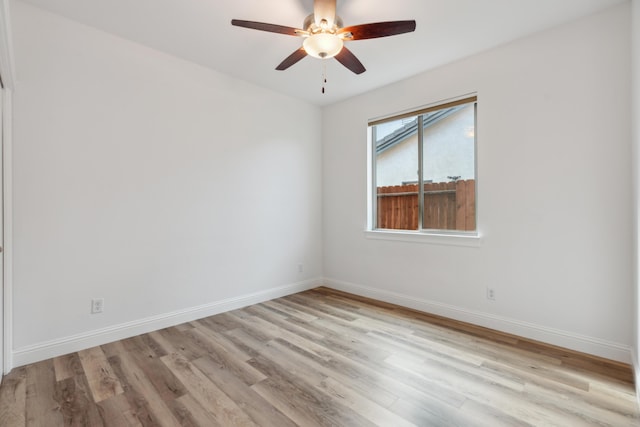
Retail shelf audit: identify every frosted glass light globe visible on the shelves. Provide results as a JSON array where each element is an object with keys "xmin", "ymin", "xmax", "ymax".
[{"xmin": 303, "ymin": 33, "xmax": 343, "ymax": 59}]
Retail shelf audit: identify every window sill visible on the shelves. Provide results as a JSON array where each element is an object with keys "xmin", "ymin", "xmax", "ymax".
[{"xmin": 364, "ymin": 229, "xmax": 481, "ymax": 247}]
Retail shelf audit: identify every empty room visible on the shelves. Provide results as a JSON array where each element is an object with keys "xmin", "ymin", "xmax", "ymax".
[{"xmin": 0, "ymin": 0, "xmax": 639, "ymax": 425}]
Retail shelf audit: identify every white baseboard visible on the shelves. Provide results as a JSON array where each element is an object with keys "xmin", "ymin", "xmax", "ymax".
[
  {"xmin": 11, "ymin": 278, "xmax": 322, "ymax": 368},
  {"xmin": 11, "ymin": 277, "xmax": 634, "ymax": 369},
  {"xmin": 324, "ymin": 278, "xmax": 633, "ymax": 364}
]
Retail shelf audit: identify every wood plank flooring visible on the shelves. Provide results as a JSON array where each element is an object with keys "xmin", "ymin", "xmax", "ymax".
[{"xmin": 0, "ymin": 287, "xmax": 638, "ymax": 426}]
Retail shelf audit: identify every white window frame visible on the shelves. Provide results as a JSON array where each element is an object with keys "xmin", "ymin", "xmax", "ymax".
[{"xmin": 366, "ymin": 94, "xmax": 481, "ymax": 247}]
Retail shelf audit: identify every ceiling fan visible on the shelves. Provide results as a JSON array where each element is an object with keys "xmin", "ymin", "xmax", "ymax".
[{"xmin": 231, "ymin": 0, "xmax": 416, "ymax": 75}]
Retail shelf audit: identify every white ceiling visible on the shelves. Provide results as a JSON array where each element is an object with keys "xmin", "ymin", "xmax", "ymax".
[{"xmin": 17, "ymin": 0, "xmax": 626, "ymax": 106}]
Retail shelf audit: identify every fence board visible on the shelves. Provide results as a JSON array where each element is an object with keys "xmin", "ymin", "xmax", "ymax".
[
  {"xmin": 465, "ymin": 180, "xmax": 476, "ymax": 231},
  {"xmin": 377, "ymin": 180, "xmax": 475, "ymax": 231},
  {"xmin": 377, "ymin": 184, "xmax": 419, "ymax": 230},
  {"xmin": 456, "ymin": 180, "xmax": 467, "ymax": 230}
]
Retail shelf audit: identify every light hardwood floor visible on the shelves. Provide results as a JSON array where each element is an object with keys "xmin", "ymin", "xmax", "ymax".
[{"xmin": 0, "ymin": 287, "xmax": 638, "ymax": 426}]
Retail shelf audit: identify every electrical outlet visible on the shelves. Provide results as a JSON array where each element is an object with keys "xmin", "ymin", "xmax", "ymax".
[
  {"xmin": 486, "ymin": 288, "xmax": 496, "ymax": 301},
  {"xmin": 91, "ymin": 298, "xmax": 104, "ymax": 314}
]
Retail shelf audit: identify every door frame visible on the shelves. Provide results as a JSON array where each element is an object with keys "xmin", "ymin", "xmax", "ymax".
[
  {"xmin": 0, "ymin": 0, "xmax": 15, "ymax": 375},
  {"xmin": 1, "ymin": 87, "xmax": 12, "ymax": 376}
]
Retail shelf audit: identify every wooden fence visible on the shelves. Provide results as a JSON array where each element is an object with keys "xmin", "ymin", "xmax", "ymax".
[{"xmin": 376, "ymin": 180, "xmax": 475, "ymax": 231}]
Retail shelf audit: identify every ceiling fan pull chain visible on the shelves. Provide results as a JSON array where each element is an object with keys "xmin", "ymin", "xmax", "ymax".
[{"xmin": 322, "ymin": 63, "xmax": 327, "ymax": 94}]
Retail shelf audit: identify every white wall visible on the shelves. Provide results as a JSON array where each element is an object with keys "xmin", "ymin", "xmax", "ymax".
[
  {"xmin": 10, "ymin": 2, "xmax": 323, "ymax": 365},
  {"xmin": 632, "ymin": 0, "xmax": 640, "ymax": 383},
  {"xmin": 323, "ymin": 4, "xmax": 633, "ymax": 362}
]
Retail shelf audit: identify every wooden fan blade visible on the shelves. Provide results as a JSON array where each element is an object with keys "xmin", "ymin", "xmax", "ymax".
[
  {"xmin": 339, "ymin": 20, "xmax": 416, "ymax": 40},
  {"xmin": 335, "ymin": 47, "xmax": 366, "ymax": 75},
  {"xmin": 231, "ymin": 19, "xmax": 301, "ymax": 36},
  {"xmin": 276, "ymin": 48, "xmax": 308, "ymax": 71},
  {"xmin": 314, "ymin": 0, "xmax": 337, "ymax": 27}
]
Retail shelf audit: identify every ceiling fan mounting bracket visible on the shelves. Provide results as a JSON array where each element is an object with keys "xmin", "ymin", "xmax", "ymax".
[{"xmin": 303, "ymin": 14, "xmax": 343, "ymax": 35}]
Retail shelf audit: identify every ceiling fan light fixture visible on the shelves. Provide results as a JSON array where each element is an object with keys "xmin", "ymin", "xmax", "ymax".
[{"xmin": 303, "ymin": 33, "xmax": 343, "ymax": 59}]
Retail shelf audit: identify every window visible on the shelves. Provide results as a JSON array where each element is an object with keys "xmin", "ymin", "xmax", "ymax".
[{"xmin": 369, "ymin": 96, "xmax": 477, "ymax": 234}]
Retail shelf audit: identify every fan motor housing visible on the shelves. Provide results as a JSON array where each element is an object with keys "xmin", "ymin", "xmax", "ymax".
[{"xmin": 303, "ymin": 14, "xmax": 343, "ymax": 33}]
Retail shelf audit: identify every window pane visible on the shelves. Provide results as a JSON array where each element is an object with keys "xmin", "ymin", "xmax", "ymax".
[
  {"xmin": 375, "ymin": 116, "xmax": 419, "ymax": 230},
  {"xmin": 421, "ymin": 103, "xmax": 476, "ymax": 231}
]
